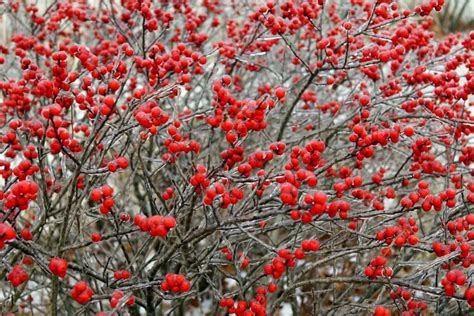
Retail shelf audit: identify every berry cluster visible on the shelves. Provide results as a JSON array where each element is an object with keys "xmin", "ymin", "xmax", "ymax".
[
  {"xmin": 107, "ymin": 157, "xmax": 129, "ymax": 172},
  {"xmin": 49, "ymin": 257, "xmax": 68, "ymax": 278},
  {"xmin": 442, "ymin": 269, "xmax": 467, "ymax": 296},
  {"xmin": 189, "ymin": 165, "xmax": 210, "ymax": 193},
  {"xmin": 364, "ymin": 255, "xmax": 392, "ymax": 279},
  {"xmin": 110, "ymin": 291, "xmax": 135, "ymax": 308},
  {"xmin": 160, "ymin": 274, "xmax": 191, "ymax": 293},
  {"xmin": 389, "ymin": 287, "xmax": 428, "ymax": 314},
  {"xmin": 133, "ymin": 215, "xmax": 176, "ymax": 237},
  {"xmin": 219, "ymin": 286, "xmax": 268, "ymax": 316},
  {"xmin": 203, "ymin": 182, "xmax": 244, "ymax": 208},
  {"xmin": 295, "ymin": 239, "xmax": 321, "ymax": 259},
  {"xmin": 135, "ymin": 101, "xmax": 169, "ymax": 134},
  {"xmin": 71, "ymin": 281, "xmax": 94, "ymax": 304},
  {"xmin": 0, "ymin": 223, "xmax": 16, "ymax": 249},
  {"xmin": 4, "ymin": 180, "xmax": 38, "ymax": 210},
  {"xmin": 112, "ymin": 269, "xmax": 131, "ymax": 281},
  {"xmin": 263, "ymin": 249, "xmax": 296, "ymax": 280},
  {"xmin": 89, "ymin": 185, "xmax": 114, "ymax": 214},
  {"xmin": 7, "ymin": 265, "xmax": 28, "ymax": 287},
  {"xmin": 375, "ymin": 217, "xmax": 419, "ymax": 247}
]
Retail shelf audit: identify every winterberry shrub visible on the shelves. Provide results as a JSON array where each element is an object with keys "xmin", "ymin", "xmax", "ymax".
[{"xmin": 0, "ymin": 0, "xmax": 473, "ymax": 315}]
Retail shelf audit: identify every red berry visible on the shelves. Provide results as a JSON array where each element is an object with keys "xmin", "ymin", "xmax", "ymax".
[
  {"xmin": 163, "ymin": 216, "xmax": 177, "ymax": 229},
  {"xmin": 274, "ymin": 87, "xmax": 286, "ymax": 99},
  {"xmin": 404, "ymin": 126, "xmax": 414, "ymax": 136},
  {"xmin": 108, "ymin": 79, "xmax": 121, "ymax": 91},
  {"xmin": 49, "ymin": 257, "xmax": 68, "ymax": 278},
  {"xmin": 359, "ymin": 95, "xmax": 370, "ymax": 106},
  {"xmin": 90, "ymin": 189, "xmax": 102, "ymax": 202},
  {"xmin": 91, "ymin": 233, "xmax": 102, "ymax": 242}
]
